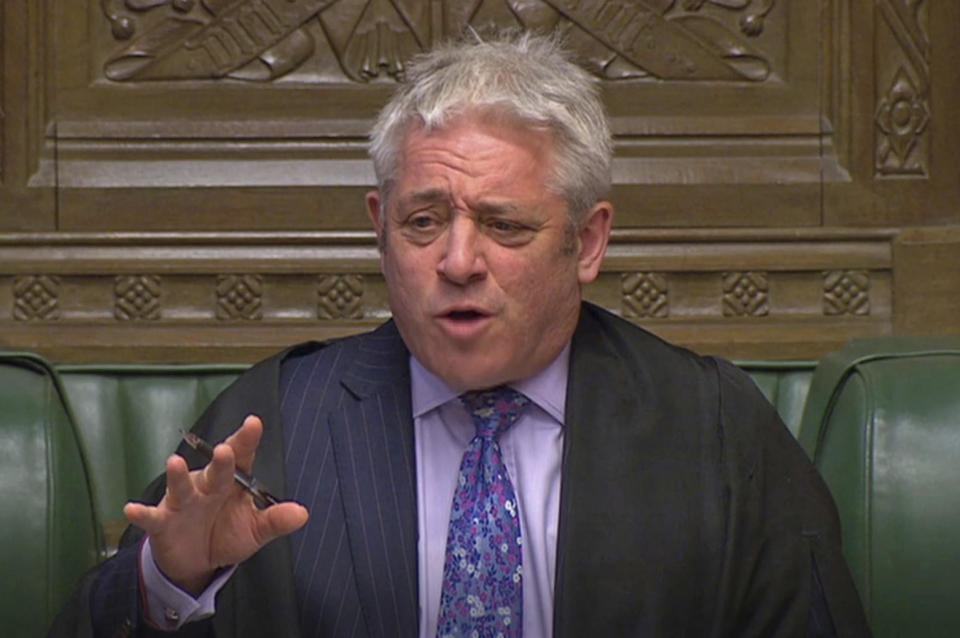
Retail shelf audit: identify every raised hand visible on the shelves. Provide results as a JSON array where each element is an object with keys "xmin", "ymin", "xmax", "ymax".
[{"xmin": 123, "ymin": 415, "xmax": 309, "ymax": 595}]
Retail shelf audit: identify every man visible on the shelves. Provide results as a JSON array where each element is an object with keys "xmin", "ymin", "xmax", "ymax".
[{"xmin": 54, "ymin": 32, "xmax": 870, "ymax": 637}]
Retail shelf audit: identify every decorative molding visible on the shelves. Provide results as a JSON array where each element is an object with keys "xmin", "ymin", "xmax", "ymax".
[
  {"xmin": 875, "ymin": 0, "xmax": 930, "ymax": 177},
  {"xmin": 823, "ymin": 270, "xmax": 870, "ymax": 316},
  {"xmin": 317, "ymin": 274, "xmax": 364, "ymax": 320},
  {"xmin": 216, "ymin": 274, "xmax": 263, "ymax": 320},
  {"xmin": 13, "ymin": 275, "xmax": 61, "ymax": 321},
  {"xmin": 0, "ymin": 231, "xmax": 897, "ymax": 361},
  {"xmin": 722, "ymin": 271, "xmax": 769, "ymax": 317},
  {"xmin": 114, "ymin": 275, "xmax": 162, "ymax": 320},
  {"xmin": 621, "ymin": 272, "xmax": 669, "ymax": 319}
]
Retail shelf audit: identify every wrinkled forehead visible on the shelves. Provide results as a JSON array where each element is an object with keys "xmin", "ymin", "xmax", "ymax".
[{"xmin": 393, "ymin": 107, "xmax": 560, "ymax": 175}]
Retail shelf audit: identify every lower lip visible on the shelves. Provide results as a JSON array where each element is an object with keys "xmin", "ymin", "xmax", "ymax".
[{"xmin": 435, "ymin": 314, "xmax": 493, "ymax": 340}]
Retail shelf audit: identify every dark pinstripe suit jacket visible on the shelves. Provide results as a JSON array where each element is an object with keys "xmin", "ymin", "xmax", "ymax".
[{"xmin": 68, "ymin": 303, "xmax": 870, "ymax": 638}]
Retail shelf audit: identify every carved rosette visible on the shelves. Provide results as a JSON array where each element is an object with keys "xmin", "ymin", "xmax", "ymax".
[
  {"xmin": 317, "ymin": 274, "xmax": 364, "ymax": 320},
  {"xmin": 115, "ymin": 275, "xmax": 162, "ymax": 320},
  {"xmin": 722, "ymin": 272, "xmax": 769, "ymax": 317},
  {"xmin": 216, "ymin": 274, "xmax": 263, "ymax": 320},
  {"xmin": 621, "ymin": 272, "xmax": 669, "ymax": 319},
  {"xmin": 823, "ymin": 270, "xmax": 870, "ymax": 316},
  {"xmin": 13, "ymin": 276, "xmax": 61, "ymax": 321}
]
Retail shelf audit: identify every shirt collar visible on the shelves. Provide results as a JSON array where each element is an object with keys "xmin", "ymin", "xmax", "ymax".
[{"xmin": 409, "ymin": 345, "xmax": 570, "ymax": 424}]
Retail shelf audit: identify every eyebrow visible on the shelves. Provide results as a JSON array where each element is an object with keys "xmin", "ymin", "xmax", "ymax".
[
  {"xmin": 398, "ymin": 188, "xmax": 450, "ymax": 210},
  {"xmin": 397, "ymin": 189, "xmax": 522, "ymax": 217}
]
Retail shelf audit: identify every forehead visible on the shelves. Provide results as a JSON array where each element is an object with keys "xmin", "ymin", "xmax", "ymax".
[{"xmin": 392, "ymin": 112, "xmax": 557, "ymax": 200}]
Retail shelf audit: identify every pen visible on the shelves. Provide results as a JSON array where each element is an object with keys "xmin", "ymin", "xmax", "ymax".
[{"xmin": 181, "ymin": 430, "xmax": 280, "ymax": 509}]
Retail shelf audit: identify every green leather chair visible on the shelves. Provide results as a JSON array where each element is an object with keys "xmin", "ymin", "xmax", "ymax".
[
  {"xmin": 736, "ymin": 360, "xmax": 815, "ymax": 437},
  {"xmin": 0, "ymin": 353, "xmax": 100, "ymax": 638},
  {"xmin": 56, "ymin": 364, "xmax": 247, "ymax": 554},
  {"xmin": 798, "ymin": 337, "xmax": 960, "ymax": 638}
]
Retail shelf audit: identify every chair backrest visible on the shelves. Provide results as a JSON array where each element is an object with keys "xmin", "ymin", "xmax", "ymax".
[
  {"xmin": 56, "ymin": 364, "xmax": 247, "ymax": 553},
  {"xmin": 0, "ymin": 353, "xmax": 99, "ymax": 638},
  {"xmin": 798, "ymin": 337, "xmax": 960, "ymax": 638},
  {"xmin": 736, "ymin": 360, "xmax": 816, "ymax": 437}
]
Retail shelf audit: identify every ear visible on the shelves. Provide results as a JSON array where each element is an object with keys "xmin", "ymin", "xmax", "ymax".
[
  {"xmin": 576, "ymin": 201, "xmax": 613, "ymax": 285},
  {"xmin": 365, "ymin": 190, "xmax": 385, "ymax": 250}
]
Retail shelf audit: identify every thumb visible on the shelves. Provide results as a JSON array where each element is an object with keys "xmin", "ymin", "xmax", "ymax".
[{"xmin": 253, "ymin": 502, "xmax": 309, "ymax": 546}]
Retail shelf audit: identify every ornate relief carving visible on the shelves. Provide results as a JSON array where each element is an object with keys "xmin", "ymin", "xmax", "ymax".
[
  {"xmin": 823, "ymin": 270, "xmax": 870, "ymax": 316},
  {"xmin": 115, "ymin": 275, "xmax": 162, "ymax": 320},
  {"xmin": 722, "ymin": 271, "xmax": 768, "ymax": 317},
  {"xmin": 100, "ymin": 0, "xmax": 778, "ymax": 83},
  {"xmin": 13, "ymin": 276, "xmax": 61, "ymax": 321},
  {"xmin": 621, "ymin": 272, "xmax": 669, "ymax": 318},
  {"xmin": 216, "ymin": 274, "xmax": 263, "ymax": 320},
  {"xmin": 876, "ymin": 67, "xmax": 929, "ymax": 175},
  {"xmin": 875, "ymin": 0, "xmax": 930, "ymax": 176},
  {"xmin": 317, "ymin": 274, "xmax": 364, "ymax": 319},
  {"xmin": 102, "ymin": 0, "xmax": 337, "ymax": 81}
]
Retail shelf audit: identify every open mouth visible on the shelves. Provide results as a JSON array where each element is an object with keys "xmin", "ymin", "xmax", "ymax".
[{"xmin": 445, "ymin": 309, "xmax": 487, "ymax": 321}]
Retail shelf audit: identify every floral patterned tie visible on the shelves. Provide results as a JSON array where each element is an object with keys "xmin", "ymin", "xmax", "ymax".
[{"xmin": 436, "ymin": 387, "xmax": 530, "ymax": 638}]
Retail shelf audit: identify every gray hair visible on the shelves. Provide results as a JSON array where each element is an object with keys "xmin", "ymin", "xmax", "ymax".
[{"xmin": 368, "ymin": 31, "xmax": 613, "ymax": 224}]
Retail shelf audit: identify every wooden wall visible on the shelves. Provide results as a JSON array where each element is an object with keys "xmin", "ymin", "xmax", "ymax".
[{"xmin": 1, "ymin": 0, "xmax": 957, "ymax": 363}]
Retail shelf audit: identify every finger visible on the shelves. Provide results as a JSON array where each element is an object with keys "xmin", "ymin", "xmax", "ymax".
[
  {"xmin": 225, "ymin": 415, "xmax": 263, "ymax": 473},
  {"xmin": 252, "ymin": 502, "xmax": 310, "ymax": 547},
  {"xmin": 124, "ymin": 501, "xmax": 166, "ymax": 535},
  {"xmin": 165, "ymin": 453, "xmax": 196, "ymax": 509},
  {"xmin": 200, "ymin": 442, "xmax": 238, "ymax": 496}
]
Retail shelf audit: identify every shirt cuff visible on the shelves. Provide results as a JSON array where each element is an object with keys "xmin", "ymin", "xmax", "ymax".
[{"xmin": 139, "ymin": 537, "xmax": 237, "ymax": 630}]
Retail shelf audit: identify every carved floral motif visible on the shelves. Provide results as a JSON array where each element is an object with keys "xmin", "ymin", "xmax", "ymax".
[
  {"xmin": 622, "ymin": 272, "xmax": 669, "ymax": 318},
  {"xmin": 100, "ymin": 0, "xmax": 778, "ymax": 83},
  {"xmin": 216, "ymin": 274, "xmax": 263, "ymax": 320},
  {"xmin": 13, "ymin": 276, "xmax": 61, "ymax": 321},
  {"xmin": 875, "ymin": 0, "xmax": 930, "ymax": 176},
  {"xmin": 823, "ymin": 270, "xmax": 870, "ymax": 316},
  {"xmin": 722, "ymin": 271, "xmax": 768, "ymax": 317},
  {"xmin": 115, "ymin": 275, "xmax": 162, "ymax": 320},
  {"xmin": 317, "ymin": 274, "xmax": 364, "ymax": 319}
]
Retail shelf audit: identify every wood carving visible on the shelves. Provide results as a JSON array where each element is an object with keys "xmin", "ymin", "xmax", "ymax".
[
  {"xmin": 875, "ymin": 0, "xmax": 929, "ymax": 176},
  {"xmin": 823, "ymin": 270, "xmax": 869, "ymax": 316},
  {"xmin": 114, "ymin": 275, "xmax": 162, "ymax": 320},
  {"xmin": 13, "ymin": 276, "xmax": 61, "ymax": 321},
  {"xmin": 216, "ymin": 274, "xmax": 263, "ymax": 320},
  {"xmin": 317, "ymin": 274, "xmax": 364, "ymax": 319},
  {"xmin": 722, "ymin": 271, "xmax": 768, "ymax": 317},
  {"xmin": 622, "ymin": 272, "xmax": 669, "ymax": 318},
  {"xmin": 100, "ymin": 0, "xmax": 778, "ymax": 82}
]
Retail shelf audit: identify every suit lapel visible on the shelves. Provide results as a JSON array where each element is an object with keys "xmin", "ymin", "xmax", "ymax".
[{"xmin": 328, "ymin": 323, "xmax": 420, "ymax": 637}]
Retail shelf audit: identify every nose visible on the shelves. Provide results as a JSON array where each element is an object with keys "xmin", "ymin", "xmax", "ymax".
[{"xmin": 437, "ymin": 215, "xmax": 487, "ymax": 285}]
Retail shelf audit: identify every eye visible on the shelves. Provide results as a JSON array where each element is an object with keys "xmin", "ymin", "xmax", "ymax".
[
  {"xmin": 484, "ymin": 218, "xmax": 535, "ymax": 245},
  {"xmin": 399, "ymin": 210, "xmax": 447, "ymax": 244}
]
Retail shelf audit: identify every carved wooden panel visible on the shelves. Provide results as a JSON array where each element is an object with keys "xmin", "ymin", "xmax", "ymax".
[
  {"xmin": 0, "ymin": 0, "xmax": 56, "ymax": 230},
  {"xmin": 0, "ymin": 1, "xmax": 957, "ymax": 362}
]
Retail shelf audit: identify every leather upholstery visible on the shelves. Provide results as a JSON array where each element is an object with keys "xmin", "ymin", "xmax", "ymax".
[
  {"xmin": 56, "ymin": 364, "xmax": 247, "ymax": 554},
  {"xmin": 0, "ymin": 354, "xmax": 99, "ymax": 638},
  {"xmin": 736, "ymin": 360, "xmax": 815, "ymax": 436},
  {"xmin": 798, "ymin": 337, "xmax": 960, "ymax": 638}
]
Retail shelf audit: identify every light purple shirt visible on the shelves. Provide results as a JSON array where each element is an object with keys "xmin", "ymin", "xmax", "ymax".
[
  {"xmin": 142, "ymin": 347, "xmax": 568, "ymax": 635},
  {"xmin": 412, "ymin": 346, "xmax": 567, "ymax": 638}
]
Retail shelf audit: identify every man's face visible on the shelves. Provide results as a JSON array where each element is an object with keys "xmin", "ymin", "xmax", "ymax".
[{"xmin": 367, "ymin": 112, "xmax": 612, "ymax": 390}]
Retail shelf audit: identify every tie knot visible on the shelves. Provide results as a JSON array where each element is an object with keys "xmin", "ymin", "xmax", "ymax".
[{"xmin": 459, "ymin": 387, "xmax": 530, "ymax": 440}]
